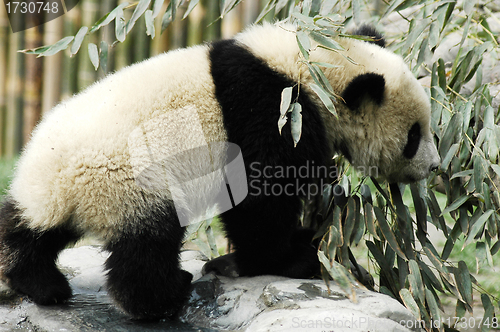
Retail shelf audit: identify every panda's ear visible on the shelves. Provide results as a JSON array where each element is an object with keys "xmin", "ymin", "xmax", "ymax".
[{"xmin": 341, "ymin": 73, "xmax": 385, "ymax": 111}]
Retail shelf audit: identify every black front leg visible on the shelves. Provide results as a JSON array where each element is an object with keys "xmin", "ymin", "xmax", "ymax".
[{"xmin": 219, "ymin": 195, "xmax": 319, "ymax": 279}]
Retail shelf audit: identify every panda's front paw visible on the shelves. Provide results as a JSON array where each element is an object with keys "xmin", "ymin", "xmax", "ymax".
[{"xmin": 202, "ymin": 253, "xmax": 239, "ymax": 278}]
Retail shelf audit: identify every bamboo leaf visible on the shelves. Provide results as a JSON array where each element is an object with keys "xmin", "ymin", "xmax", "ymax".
[
  {"xmin": 464, "ymin": 210, "xmax": 494, "ymax": 248},
  {"xmin": 115, "ymin": 6, "xmax": 127, "ymax": 42},
  {"xmin": 280, "ymin": 87, "xmax": 293, "ymax": 119},
  {"xmin": 71, "ymin": 26, "xmax": 88, "ymax": 56},
  {"xmin": 454, "ymin": 261, "xmax": 473, "ymax": 312},
  {"xmin": 278, "ymin": 115, "xmax": 287, "ymax": 135},
  {"xmin": 161, "ymin": 0, "xmax": 177, "ymax": 32},
  {"xmin": 152, "ymin": 0, "xmax": 164, "ymax": 18},
  {"xmin": 318, "ymin": 251, "xmax": 356, "ymax": 301},
  {"xmin": 88, "ymin": 43, "xmax": 99, "ymax": 70},
  {"xmin": 183, "ymin": 0, "xmax": 200, "ymax": 19},
  {"xmin": 290, "ymin": 103, "xmax": 302, "ymax": 147},
  {"xmin": 425, "ymin": 288, "xmax": 442, "ymax": 326},
  {"xmin": 373, "ymin": 206, "xmax": 406, "ymax": 260},
  {"xmin": 21, "ymin": 36, "xmax": 74, "ymax": 57},
  {"xmin": 409, "ymin": 260, "xmax": 425, "ymax": 304},
  {"xmin": 309, "ymin": 83, "xmax": 337, "ymax": 117},
  {"xmin": 89, "ymin": 3, "xmax": 128, "ymax": 34},
  {"xmin": 441, "ymin": 195, "xmax": 469, "ymax": 216},
  {"xmin": 145, "ymin": 10, "xmax": 155, "ymax": 38},
  {"xmin": 400, "ymin": 288, "xmax": 420, "ymax": 320},
  {"xmin": 99, "ymin": 41, "xmax": 108, "ymax": 73},
  {"xmin": 296, "ymin": 30, "xmax": 310, "ymax": 60},
  {"xmin": 440, "ymin": 143, "xmax": 459, "ymax": 171},
  {"xmin": 480, "ymin": 294, "xmax": 495, "ymax": 332},
  {"xmin": 309, "ymin": 31, "xmax": 344, "ymax": 51},
  {"xmin": 423, "ymin": 245, "xmax": 453, "ymax": 284},
  {"xmin": 364, "ymin": 203, "xmax": 380, "ymax": 240},
  {"xmin": 127, "ymin": 0, "xmax": 151, "ymax": 34}
]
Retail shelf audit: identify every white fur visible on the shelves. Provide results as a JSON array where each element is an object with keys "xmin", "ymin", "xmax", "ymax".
[
  {"xmin": 11, "ymin": 45, "xmax": 226, "ymax": 236},
  {"xmin": 10, "ymin": 23, "xmax": 439, "ymax": 234}
]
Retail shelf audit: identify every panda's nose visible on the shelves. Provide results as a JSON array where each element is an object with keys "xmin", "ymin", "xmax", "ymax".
[{"xmin": 429, "ymin": 163, "xmax": 439, "ymax": 172}]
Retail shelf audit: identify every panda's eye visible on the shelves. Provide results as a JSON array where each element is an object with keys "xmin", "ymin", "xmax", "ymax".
[{"xmin": 403, "ymin": 122, "xmax": 421, "ymax": 159}]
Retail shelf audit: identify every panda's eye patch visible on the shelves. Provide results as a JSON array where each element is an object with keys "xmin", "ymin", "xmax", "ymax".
[{"xmin": 403, "ymin": 122, "xmax": 421, "ymax": 159}]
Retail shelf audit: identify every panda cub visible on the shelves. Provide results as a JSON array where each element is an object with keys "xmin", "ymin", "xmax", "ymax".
[{"xmin": 0, "ymin": 23, "xmax": 439, "ymax": 319}]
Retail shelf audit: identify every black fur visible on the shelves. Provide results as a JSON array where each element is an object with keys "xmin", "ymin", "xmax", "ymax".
[
  {"xmin": 0, "ymin": 198, "xmax": 81, "ymax": 305},
  {"xmin": 403, "ymin": 122, "xmax": 421, "ymax": 159},
  {"xmin": 104, "ymin": 203, "xmax": 192, "ymax": 320},
  {"xmin": 341, "ymin": 73, "xmax": 385, "ymax": 111},
  {"xmin": 0, "ymin": 196, "xmax": 192, "ymax": 320},
  {"xmin": 352, "ymin": 25, "xmax": 386, "ymax": 48},
  {"xmin": 209, "ymin": 39, "xmax": 330, "ymax": 278}
]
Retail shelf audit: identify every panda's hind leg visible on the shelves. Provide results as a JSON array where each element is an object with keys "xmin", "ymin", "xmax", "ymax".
[
  {"xmin": 104, "ymin": 204, "xmax": 192, "ymax": 320},
  {"xmin": 0, "ymin": 197, "xmax": 81, "ymax": 304}
]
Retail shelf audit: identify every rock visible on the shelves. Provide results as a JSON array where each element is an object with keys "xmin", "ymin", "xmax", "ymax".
[{"xmin": 0, "ymin": 246, "xmax": 420, "ymax": 331}]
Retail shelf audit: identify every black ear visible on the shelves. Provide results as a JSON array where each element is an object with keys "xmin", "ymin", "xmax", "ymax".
[
  {"xmin": 352, "ymin": 25, "xmax": 386, "ymax": 48},
  {"xmin": 341, "ymin": 73, "xmax": 385, "ymax": 111}
]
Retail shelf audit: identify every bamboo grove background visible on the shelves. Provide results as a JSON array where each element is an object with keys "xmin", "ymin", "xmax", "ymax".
[{"xmin": 0, "ymin": 0, "xmax": 270, "ymax": 158}]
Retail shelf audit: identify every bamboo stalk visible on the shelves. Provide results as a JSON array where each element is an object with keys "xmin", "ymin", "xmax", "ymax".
[
  {"xmin": 0, "ymin": 4, "xmax": 9, "ymax": 156},
  {"xmin": 23, "ymin": 20, "xmax": 43, "ymax": 146},
  {"xmin": 5, "ymin": 27, "xmax": 24, "ymax": 157},
  {"xmin": 42, "ymin": 16, "xmax": 64, "ymax": 114},
  {"xmin": 77, "ymin": 0, "xmax": 99, "ymax": 90}
]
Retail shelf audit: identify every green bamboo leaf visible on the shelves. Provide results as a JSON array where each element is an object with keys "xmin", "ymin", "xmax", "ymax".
[
  {"xmin": 89, "ymin": 3, "xmax": 128, "ymax": 34},
  {"xmin": 441, "ymin": 195, "xmax": 469, "ymax": 216},
  {"xmin": 450, "ymin": 169, "xmax": 473, "ymax": 180},
  {"xmin": 152, "ymin": 0, "xmax": 164, "ymax": 18},
  {"xmin": 440, "ymin": 143, "xmax": 459, "ymax": 171},
  {"xmin": 115, "ymin": 6, "xmax": 127, "ymax": 42},
  {"xmin": 296, "ymin": 30, "xmax": 310, "ymax": 60},
  {"xmin": 364, "ymin": 203, "xmax": 380, "ymax": 240},
  {"xmin": 409, "ymin": 260, "xmax": 425, "ymax": 304},
  {"xmin": 423, "ymin": 245, "xmax": 453, "ymax": 284},
  {"xmin": 70, "ymin": 26, "xmax": 88, "ymax": 56},
  {"xmin": 425, "ymin": 288, "xmax": 442, "ymax": 325},
  {"xmin": 161, "ymin": 0, "xmax": 177, "ymax": 32},
  {"xmin": 220, "ymin": 0, "xmax": 242, "ymax": 18},
  {"xmin": 464, "ymin": 210, "xmax": 494, "ymax": 248},
  {"xmin": 402, "ymin": 18, "xmax": 431, "ymax": 55},
  {"xmin": 255, "ymin": 0, "xmax": 276, "ymax": 23},
  {"xmin": 183, "ymin": 0, "xmax": 200, "ymax": 19},
  {"xmin": 491, "ymin": 240, "xmax": 500, "ymax": 255},
  {"xmin": 145, "ymin": 10, "xmax": 155, "ymax": 38},
  {"xmin": 373, "ymin": 206, "xmax": 406, "ymax": 260},
  {"xmin": 309, "ymin": 83, "xmax": 337, "ymax": 117},
  {"xmin": 127, "ymin": 0, "xmax": 151, "ymax": 34},
  {"xmin": 309, "ymin": 31, "xmax": 344, "ymax": 51},
  {"xmin": 30, "ymin": 36, "xmax": 74, "ymax": 57},
  {"xmin": 318, "ymin": 251, "xmax": 356, "ymax": 301},
  {"xmin": 480, "ymin": 294, "xmax": 495, "ymax": 332},
  {"xmin": 427, "ymin": 190, "xmax": 448, "ymax": 236},
  {"xmin": 290, "ymin": 103, "xmax": 302, "ymax": 147},
  {"xmin": 88, "ymin": 43, "xmax": 99, "ymax": 70},
  {"xmin": 456, "ymin": 300, "xmax": 467, "ymax": 320},
  {"xmin": 275, "ymin": 0, "xmax": 289, "ymax": 14},
  {"xmin": 473, "ymin": 156, "xmax": 486, "ymax": 196},
  {"xmin": 454, "ymin": 261, "xmax": 473, "ymax": 312},
  {"xmin": 280, "ymin": 87, "xmax": 293, "ymax": 119},
  {"xmin": 99, "ymin": 41, "xmax": 108, "ymax": 73},
  {"xmin": 400, "ymin": 288, "xmax": 420, "ymax": 320},
  {"xmin": 278, "ymin": 116, "xmax": 287, "ymax": 135}
]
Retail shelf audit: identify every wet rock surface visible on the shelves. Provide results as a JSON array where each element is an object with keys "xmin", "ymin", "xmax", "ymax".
[{"xmin": 0, "ymin": 246, "xmax": 420, "ymax": 331}]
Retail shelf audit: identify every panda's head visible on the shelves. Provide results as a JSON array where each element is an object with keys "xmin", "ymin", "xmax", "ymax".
[{"xmin": 328, "ymin": 36, "xmax": 440, "ymax": 183}]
